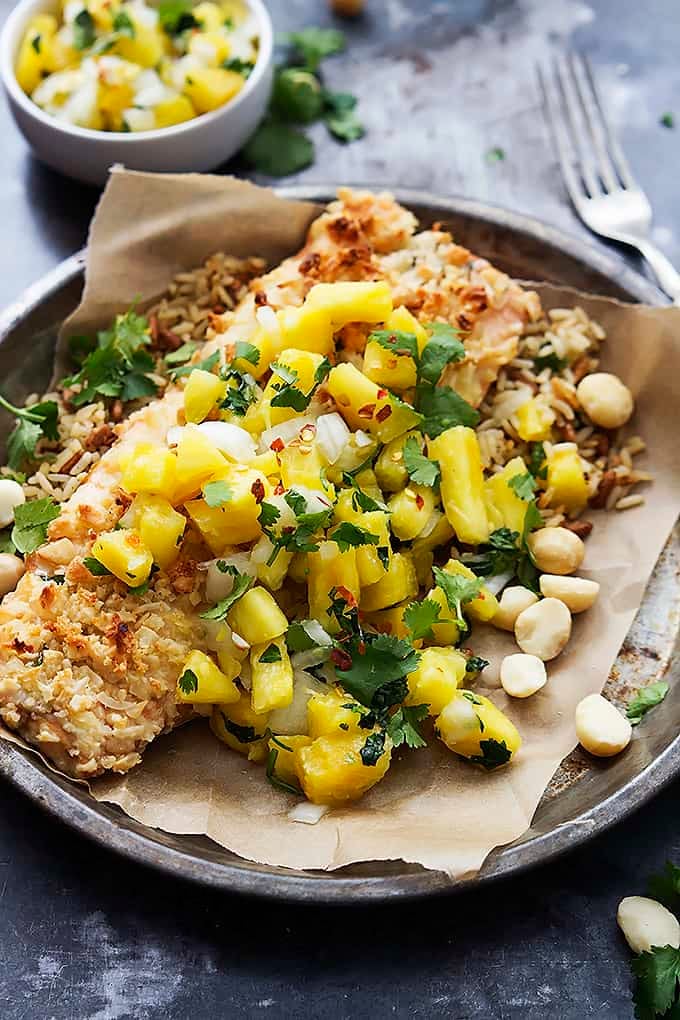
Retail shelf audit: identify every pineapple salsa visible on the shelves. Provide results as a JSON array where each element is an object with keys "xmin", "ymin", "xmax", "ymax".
[
  {"xmin": 15, "ymin": 0, "xmax": 258, "ymax": 131},
  {"xmin": 84, "ymin": 280, "xmax": 607, "ymax": 807}
]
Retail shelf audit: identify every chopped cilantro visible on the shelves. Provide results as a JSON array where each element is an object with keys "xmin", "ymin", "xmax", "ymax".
[
  {"xmin": 0, "ymin": 530, "xmax": 16, "ymax": 555},
  {"xmin": 220, "ymin": 366, "xmax": 259, "ymax": 417},
  {"xmin": 286, "ymin": 619, "xmax": 332, "ymax": 653},
  {"xmin": 83, "ymin": 556, "xmax": 112, "ymax": 576},
  {"xmin": 164, "ymin": 341, "xmax": 198, "ymax": 366},
  {"xmin": 282, "ymin": 27, "xmax": 345, "ymax": 72},
  {"xmin": 11, "ymin": 498, "xmax": 59, "ymax": 554},
  {"xmin": 268, "ymin": 358, "xmax": 329, "ymax": 411},
  {"xmin": 158, "ymin": 0, "xmax": 199, "ymax": 34},
  {"xmin": 178, "ymin": 668, "xmax": 198, "ymax": 695},
  {"xmin": 222, "ymin": 714, "xmax": 264, "ymax": 744},
  {"xmin": 331, "ymin": 521, "xmax": 379, "ymax": 553},
  {"xmin": 199, "ymin": 569, "xmax": 254, "ymax": 621},
  {"xmin": 112, "ymin": 10, "xmax": 135, "ymax": 35},
  {"xmin": 335, "ymin": 633, "xmax": 420, "ymax": 712},
  {"xmin": 465, "ymin": 527, "xmax": 521, "ymax": 577},
  {"xmin": 232, "ymin": 341, "xmax": 260, "ymax": 367},
  {"xmin": 533, "ymin": 351, "xmax": 567, "ymax": 373},
  {"xmin": 416, "ymin": 384, "xmax": 480, "ymax": 438},
  {"xmin": 508, "ymin": 471, "xmax": 538, "ymax": 502},
  {"xmin": 486, "ymin": 146, "xmax": 505, "ymax": 163},
  {"xmin": 261, "ymin": 491, "xmax": 333, "ymax": 565},
  {"xmin": 660, "ymin": 112, "xmax": 675, "ymax": 129},
  {"xmin": 648, "ymin": 862, "xmax": 680, "ymax": 911},
  {"xmin": 432, "ymin": 567, "xmax": 483, "ymax": 632},
  {"xmin": 626, "ymin": 681, "xmax": 669, "ymax": 726},
  {"xmin": 403, "ymin": 598, "xmax": 441, "ymax": 641},
  {"xmin": 323, "ymin": 90, "xmax": 364, "ymax": 142},
  {"xmin": 341, "ymin": 472, "xmax": 388, "ymax": 513},
  {"xmin": 223, "ymin": 57, "xmax": 254, "ymax": 77},
  {"xmin": 469, "ymin": 738, "xmax": 512, "ymax": 770},
  {"xmin": 360, "ymin": 730, "xmax": 387, "ymax": 766},
  {"xmin": 465, "ymin": 656, "xmax": 489, "ymax": 675},
  {"xmin": 418, "ymin": 323, "xmax": 466, "ymax": 384},
  {"xmin": 62, "ymin": 307, "xmax": 157, "ymax": 407},
  {"xmin": 387, "ymin": 704, "xmax": 428, "ymax": 749},
  {"xmin": 266, "ymin": 748, "xmax": 303, "ymax": 795},
  {"xmin": 528, "ymin": 442, "xmax": 548, "ymax": 479},
  {"xmin": 203, "ymin": 480, "xmax": 234, "ymax": 508},
  {"xmin": 242, "ymin": 118, "xmax": 315, "ymax": 176},
  {"xmin": 259, "ymin": 643, "xmax": 283, "ymax": 664},
  {"xmin": 632, "ymin": 945, "xmax": 680, "ymax": 1019},
  {"xmin": 403, "ymin": 436, "xmax": 440, "ymax": 487},
  {"xmin": 31, "ymin": 34, "xmax": 41, "ymax": 53},
  {"xmin": 73, "ymin": 9, "xmax": 96, "ymax": 49},
  {"xmin": 0, "ymin": 395, "xmax": 59, "ymax": 471},
  {"xmin": 169, "ymin": 350, "xmax": 220, "ymax": 381},
  {"xmin": 258, "ymin": 500, "xmax": 281, "ymax": 531}
]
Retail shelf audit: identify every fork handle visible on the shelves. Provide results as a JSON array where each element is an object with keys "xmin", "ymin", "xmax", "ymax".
[{"xmin": 624, "ymin": 236, "xmax": 680, "ymax": 304}]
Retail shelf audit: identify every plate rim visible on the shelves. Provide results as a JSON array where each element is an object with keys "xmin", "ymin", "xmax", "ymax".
[{"xmin": 0, "ymin": 187, "xmax": 672, "ymax": 904}]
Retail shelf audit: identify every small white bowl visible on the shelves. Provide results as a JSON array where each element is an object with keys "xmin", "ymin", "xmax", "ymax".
[{"xmin": 0, "ymin": 0, "xmax": 273, "ymax": 185}]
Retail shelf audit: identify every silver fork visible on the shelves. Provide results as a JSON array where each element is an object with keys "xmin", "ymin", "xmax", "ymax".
[{"xmin": 539, "ymin": 53, "xmax": 680, "ymax": 303}]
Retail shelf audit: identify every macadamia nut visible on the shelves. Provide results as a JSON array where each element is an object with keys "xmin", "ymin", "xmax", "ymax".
[
  {"xmin": 492, "ymin": 586, "xmax": 539, "ymax": 631},
  {"xmin": 500, "ymin": 653, "xmax": 547, "ymax": 698},
  {"xmin": 514, "ymin": 597, "xmax": 572, "ymax": 660},
  {"xmin": 576, "ymin": 373, "xmax": 634, "ymax": 430},
  {"xmin": 617, "ymin": 896, "xmax": 680, "ymax": 954},
  {"xmin": 528, "ymin": 527, "xmax": 585, "ymax": 575},
  {"xmin": 0, "ymin": 479, "xmax": 25, "ymax": 529},
  {"xmin": 575, "ymin": 693, "xmax": 632, "ymax": 757},
  {"xmin": 539, "ymin": 574, "xmax": 600, "ymax": 613},
  {"xmin": 0, "ymin": 553, "xmax": 25, "ymax": 597}
]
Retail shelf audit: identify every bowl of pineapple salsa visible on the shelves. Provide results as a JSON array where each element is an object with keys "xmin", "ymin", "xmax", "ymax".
[
  {"xmin": 1, "ymin": 0, "xmax": 273, "ymax": 183},
  {"xmin": 75, "ymin": 278, "xmax": 631, "ymax": 809}
]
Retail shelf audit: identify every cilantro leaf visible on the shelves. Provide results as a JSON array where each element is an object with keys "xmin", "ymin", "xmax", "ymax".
[
  {"xmin": 242, "ymin": 118, "xmax": 314, "ymax": 176},
  {"xmin": 432, "ymin": 566, "xmax": 483, "ymax": 631},
  {"xmin": 259, "ymin": 643, "xmax": 282, "ymax": 664},
  {"xmin": 178, "ymin": 668, "xmax": 198, "ymax": 695},
  {"xmin": 11, "ymin": 498, "xmax": 60, "ymax": 554},
  {"xmin": 6, "ymin": 420, "xmax": 42, "ymax": 472},
  {"xmin": 165, "ymin": 341, "xmax": 198, "ymax": 366},
  {"xmin": 368, "ymin": 328, "xmax": 419, "ymax": 361},
  {"xmin": 232, "ymin": 341, "xmax": 260, "ymax": 367},
  {"xmin": 203, "ymin": 480, "xmax": 234, "ymax": 508},
  {"xmin": 220, "ymin": 367, "xmax": 258, "ymax": 417},
  {"xmin": 627, "ymin": 681, "xmax": 670, "ymax": 726},
  {"xmin": 158, "ymin": 0, "xmax": 199, "ymax": 34},
  {"xmin": 648, "ymin": 863, "xmax": 680, "ymax": 911},
  {"xmin": 508, "ymin": 471, "xmax": 538, "ymax": 502},
  {"xmin": 403, "ymin": 436, "xmax": 440, "ymax": 487},
  {"xmin": 360, "ymin": 730, "xmax": 387, "ymax": 766},
  {"xmin": 632, "ymin": 946, "xmax": 680, "ymax": 1020},
  {"xmin": 335, "ymin": 633, "xmax": 420, "ymax": 711},
  {"xmin": 83, "ymin": 556, "xmax": 112, "ymax": 576},
  {"xmin": 269, "ymin": 358, "xmax": 329, "ymax": 411},
  {"xmin": 286, "ymin": 619, "xmax": 332, "ymax": 652},
  {"xmin": 223, "ymin": 57, "xmax": 255, "ymax": 77},
  {"xmin": 73, "ymin": 9, "xmax": 96, "ymax": 49},
  {"xmin": 62, "ymin": 307, "xmax": 157, "ymax": 407},
  {"xmin": 534, "ymin": 351, "xmax": 567, "ymax": 373},
  {"xmin": 272, "ymin": 67, "xmax": 324, "ymax": 123},
  {"xmin": 222, "ymin": 713, "xmax": 267, "ymax": 745},
  {"xmin": 112, "ymin": 10, "xmax": 135, "ymax": 35},
  {"xmin": 465, "ymin": 655, "xmax": 489, "ymax": 675},
  {"xmin": 417, "ymin": 384, "xmax": 480, "ymax": 438},
  {"xmin": 199, "ymin": 570, "xmax": 254, "ymax": 621},
  {"xmin": 169, "ymin": 350, "xmax": 220, "ymax": 381},
  {"xmin": 661, "ymin": 112, "xmax": 675, "ymax": 129},
  {"xmin": 528, "ymin": 441, "xmax": 547, "ymax": 479},
  {"xmin": 331, "ymin": 521, "xmax": 379, "ymax": 553},
  {"xmin": 0, "ymin": 530, "xmax": 16, "ymax": 555},
  {"xmin": 326, "ymin": 109, "xmax": 364, "ymax": 142},
  {"xmin": 419, "ymin": 323, "xmax": 465, "ymax": 385},
  {"xmin": 0, "ymin": 395, "xmax": 59, "ymax": 471},
  {"xmin": 266, "ymin": 748, "xmax": 303, "ymax": 795},
  {"xmin": 486, "ymin": 146, "xmax": 505, "ymax": 163},
  {"xmin": 469, "ymin": 738, "xmax": 512, "ymax": 770},
  {"xmin": 341, "ymin": 473, "xmax": 388, "ymax": 513},
  {"xmin": 387, "ymin": 704, "xmax": 428, "ymax": 750},
  {"xmin": 258, "ymin": 500, "xmax": 281, "ymax": 530},
  {"xmin": 282, "ymin": 27, "xmax": 345, "ymax": 72},
  {"xmin": 403, "ymin": 598, "xmax": 441, "ymax": 641},
  {"xmin": 465, "ymin": 527, "xmax": 520, "ymax": 577}
]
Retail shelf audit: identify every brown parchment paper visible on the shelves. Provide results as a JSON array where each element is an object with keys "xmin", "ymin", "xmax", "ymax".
[{"xmin": 39, "ymin": 171, "xmax": 680, "ymax": 877}]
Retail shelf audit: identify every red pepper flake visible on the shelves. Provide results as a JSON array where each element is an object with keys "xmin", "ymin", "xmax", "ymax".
[
  {"xmin": 375, "ymin": 405, "xmax": 392, "ymax": 423},
  {"xmin": 250, "ymin": 479, "xmax": 265, "ymax": 503},
  {"xmin": 376, "ymin": 388, "xmax": 388, "ymax": 399},
  {"xmin": 282, "ymin": 526, "xmax": 295, "ymax": 535},
  {"xmin": 415, "ymin": 493, "xmax": 424, "ymax": 510},
  {"xmin": 274, "ymin": 482, "xmax": 285, "ymax": 495},
  {"xmin": 270, "ymin": 438, "xmax": 285, "ymax": 452},
  {"xmin": 331, "ymin": 647, "xmax": 352, "ymax": 671},
  {"xmin": 358, "ymin": 403, "xmax": 376, "ymax": 419},
  {"xmin": 335, "ymin": 585, "xmax": 357, "ymax": 609},
  {"xmin": 357, "ymin": 640, "xmax": 366, "ymax": 655},
  {"xmin": 254, "ymin": 291, "xmax": 268, "ymax": 306}
]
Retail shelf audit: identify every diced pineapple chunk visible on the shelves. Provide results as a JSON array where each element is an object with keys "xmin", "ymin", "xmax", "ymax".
[
  {"xmin": 211, "ymin": 694, "xmax": 270, "ymax": 761},
  {"xmin": 185, "ymin": 466, "xmax": 266, "ymax": 551},
  {"xmin": 388, "ymin": 484, "xmax": 437, "ymax": 541},
  {"xmin": 183, "ymin": 67, "xmax": 244, "ymax": 114},
  {"xmin": 374, "ymin": 430, "xmax": 421, "ymax": 492},
  {"xmin": 326, "ymin": 363, "xmax": 421, "ymax": 443},
  {"xmin": 295, "ymin": 730, "xmax": 392, "ymax": 804},
  {"xmin": 411, "ymin": 512, "xmax": 455, "ymax": 586},
  {"xmin": 516, "ymin": 398, "xmax": 554, "ymax": 442},
  {"xmin": 277, "ymin": 305, "xmax": 334, "ymax": 357},
  {"xmin": 183, "ymin": 368, "xmax": 227, "ymax": 423},
  {"xmin": 115, "ymin": 22, "xmax": 164, "ymax": 67},
  {"xmin": 267, "ymin": 734, "xmax": 312, "ymax": 787},
  {"xmin": 436, "ymin": 690, "xmax": 521, "ymax": 767},
  {"xmin": 227, "ymin": 587, "xmax": 288, "ymax": 646},
  {"xmin": 305, "ymin": 281, "xmax": 393, "ymax": 327},
  {"xmin": 287, "ymin": 552, "xmax": 309, "ymax": 583},
  {"xmin": 425, "ymin": 585, "xmax": 460, "ymax": 647},
  {"xmin": 333, "ymin": 491, "xmax": 391, "ymax": 585},
  {"xmin": 174, "ymin": 427, "xmax": 227, "ymax": 502},
  {"xmin": 484, "ymin": 456, "xmax": 530, "ymax": 536},
  {"xmin": 252, "ymin": 536, "xmax": 292, "ymax": 592},
  {"xmin": 250, "ymin": 637, "xmax": 294, "ymax": 714},
  {"xmin": 362, "ymin": 602, "xmax": 414, "ymax": 640},
  {"xmin": 547, "ymin": 443, "xmax": 589, "ymax": 512},
  {"xmin": 278, "ymin": 440, "xmax": 330, "ymax": 493},
  {"xmin": 192, "ymin": 1, "xmax": 225, "ymax": 30},
  {"xmin": 125, "ymin": 494, "xmax": 186, "ymax": 569},
  {"xmin": 249, "ymin": 450, "xmax": 279, "ymax": 478},
  {"xmin": 263, "ymin": 348, "xmax": 326, "ymax": 426},
  {"xmin": 99, "ymin": 83, "xmax": 135, "ymax": 130},
  {"xmin": 188, "ymin": 28, "xmax": 231, "ymax": 65},
  {"xmin": 307, "ymin": 688, "xmax": 363, "ymax": 739},
  {"xmin": 177, "ymin": 649, "xmax": 240, "ymax": 705},
  {"xmin": 442, "ymin": 559, "xmax": 499, "ymax": 623},
  {"xmin": 360, "ymin": 552, "xmax": 417, "ymax": 612},
  {"xmin": 229, "ymin": 326, "xmax": 277, "ymax": 380},
  {"xmin": 363, "ymin": 306, "xmax": 428, "ymax": 391},
  {"xmin": 15, "ymin": 14, "xmax": 58, "ymax": 94},
  {"xmin": 121, "ymin": 444, "xmax": 177, "ymax": 501},
  {"xmin": 90, "ymin": 529, "xmax": 153, "ymax": 587},
  {"xmin": 428, "ymin": 426, "xmax": 490, "ymax": 546},
  {"xmin": 154, "ymin": 94, "xmax": 196, "ymax": 128},
  {"xmin": 307, "ymin": 542, "xmax": 360, "ymax": 630},
  {"xmin": 406, "ymin": 647, "xmax": 468, "ymax": 715}
]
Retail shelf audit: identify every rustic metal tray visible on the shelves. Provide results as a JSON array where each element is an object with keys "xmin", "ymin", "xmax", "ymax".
[{"xmin": 0, "ymin": 188, "xmax": 677, "ymax": 903}]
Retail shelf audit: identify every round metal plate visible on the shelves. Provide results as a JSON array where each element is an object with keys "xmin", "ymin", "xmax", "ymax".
[{"xmin": 0, "ymin": 188, "xmax": 676, "ymax": 904}]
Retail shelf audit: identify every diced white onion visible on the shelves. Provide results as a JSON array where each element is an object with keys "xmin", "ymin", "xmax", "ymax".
[
  {"xmin": 133, "ymin": 69, "xmax": 173, "ymax": 108},
  {"xmin": 255, "ymin": 305, "xmax": 280, "ymax": 334},
  {"xmin": 258, "ymin": 417, "xmax": 316, "ymax": 453},
  {"xmin": 122, "ymin": 106, "xmax": 156, "ymax": 132},
  {"xmin": 231, "ymin": 631, "xmax": 250, "ymax": 652},
  {"xmin": 354, "ymin": 430, "xmax": 373, "ymax": 448},
  {"xmin": 196, "ymin": 421, "xmax": 257, "ymax": 462},
  {"xmin": 483, "ymin": 570, "xmax": 514, "ymax": 596},
  {"xmin": 291, "ymin": 649, "xmax": 328, "ymax": 670},
  {"xmin": 315, "ymin": 412, "xmax": 351, "ymax": 465},
  {"xmin": 418, "ymin": 510, "xmax": 442, "ymax": 540},
  {"xmin": 128, "ymin": 0, "xmax": 159, "ymax": 27},
  {"xmin": 288, "ymin": 803, "xmax": 330, "ymax": 824},
  {"xmin": 205, "ymin": 555, "xmax": 254, "ymax": 603},
  {"xmin": 298, "ymin": 619, "xmax": 333, "ymax": 647},
  {"xmin": 268, "ymin": 671, "xmax": 327, "ymax": 734}
]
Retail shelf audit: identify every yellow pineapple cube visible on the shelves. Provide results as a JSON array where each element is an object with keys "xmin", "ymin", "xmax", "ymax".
[
  {"xmin": 192, "ymin": 1, "xmax": 224, "ymax": 30},
  {"xmin": 411, "ymin": 512, "xmax": 455, "ymax": 586},
  {"xmin": 173, "ymin": 427, "xmax": 228, "ymax": 503},
  {"xmin": 250, "ymin": 637, "xmax": 294, "ymax": 714},
  {"xmin": 305, "ymin": 281, "xmax": 393, "ymax": 327},
  {"xmin": 183, "ymin": 368, "xmax": 227, "ymax": 424},
  {"xmin": 307, "ymin": 541, "xmax": 360, "ymax": 629},
  {"xmin": 436, "ymin": 690, "xmax": 521, "ymax": 767},
  {"xmin": 363, "ymin": 306, "xmax": 427, "ymax": 391},
  {"xmin": 90, "ymin": 529, "xmax": 153, "ymax": 587},
  {"xmin": 263, "ymin": 348, "xmax": 326, "ymax": 426},
  {"xmin": 288, "ymin": 552, "xmax": 309, "ymax": 583},
  {"xmin": 406, "ymin": 647, "xmax": 468, "ymax": 715},
  {"xmin": 115, "ymin": 22, "xmax": 164, "ymax": 67},
  {"xmin": 185, "ymin": 466, "xmax": 266, "ymax": 550},
  {"xmin": 428, "ymin": 426, "xmax": 490, "ymax": 546},
  {"xmin": 484, "ymin": 456, "xmax": 531, "ymax": 536},
  {"xmin": 425, "ymin": 585, "xmax": 460, "ymax": 647},
  {"xmin": 295, "ymin": 730, "xmax": 392, "ymax": 805},
  {"xmin": 374, "ymin": 430, "xmax": 421, "ymax": 492},
  {"xmin": 211, "ymin": 694, "xmax": 270, "ymax": 761},
  {"xmin": 277, "ymin": 305, "xmax": 334, "ymax": 357},
  {"xmin": 359, "ymin": 551, "xmax": 417, "ymax": 612},
  {"xmin": 153, "ymin": 94, "xmax": 196, "ymax": 128},
  {"xmin": 278, "ymin": 440, "xmax": 331, "ymax": 493},
  {"xmin": 15, "ymin": 14, "xmax": 58, "ymax": 94},
  {"xmin": 333, "ymin": 491, "xmax": 390, "ymax": 585},
  {"xmin": 516, "ymin": 398, "xmax": 554, "ymax": 442},
  {"xmin": 547, "ymin": 443, "xmax": 589, "ymax": 512},
  {"xmin": 177, "ymin": 649, "xmax": 240, "ymax": 705},
  {"xmin": 99, "ymin": 83, "xmax": 136, "ymax": 131},
  {"xmin": 249, "ymin": 450, "xmax": 279, "ymax": 478},
  {"xmin": 362, "ymin": 602, "xmax": 414, "ymax": 641},
  {"xmin": 188, "ymin": 29, "xmax": 231, "ymax": 65},
  {"xmin": 307, "ymin": 688, "xmax": 363, "ymax": 739},
  {"xmin": 183, "ymin": 67, "xmax": 244, "ymax": 114},
  {"xmin": 326, "ymin": 363, "xmax": 421, "ymax": 443},
  {"xmin": 121, "ymin": 444, "xmax": 177, "ymax": 501},
  {"xmin": 125, "ymin": 494, "xmax": 186, "ymax": 569},
  {"xmin": 267, "ymin": 734, "xmax": 312, "ymax": 786},
  {"xmin": 387, "ymin": 484, "xmax": 437, "ymax": 541},
  {"xmin": 442, "ymin": 559, "xmax": 499, "ymax": 622},
  {"xmin": 227, "ymin": 586, "xmax": 288, "ymax": 645}
]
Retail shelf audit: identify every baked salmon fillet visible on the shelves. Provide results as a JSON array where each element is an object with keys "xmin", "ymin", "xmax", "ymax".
[{"xmin": 0, "ymin": 189, "xmax": 539, "ymax": 779}]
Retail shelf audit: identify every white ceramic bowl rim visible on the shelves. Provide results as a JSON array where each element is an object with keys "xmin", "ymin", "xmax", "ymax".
[{"xmin": 0, "ymin": 0, "xmax": 273, "ymax": 144}]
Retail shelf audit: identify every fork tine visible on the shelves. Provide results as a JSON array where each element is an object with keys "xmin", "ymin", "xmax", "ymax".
[
  {"xmin": 568, "ymin": 53, "xmax": 619, "ymax": 192},
  {"xmin": 553, "ymin": 53, "xmax": 601, "ymax": 198},
  {"xmin": 537, "ymin": 63, "xmax": 586, "ymax": 211},
  {"xmin": 580, "ymin": 54, "xmax": 637, "ymax": 189}
]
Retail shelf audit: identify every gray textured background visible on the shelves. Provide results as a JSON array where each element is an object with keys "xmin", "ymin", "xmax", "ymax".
[{"xmin": 1, "ymin": 0, "xmax": 680, "ymax": 1016}]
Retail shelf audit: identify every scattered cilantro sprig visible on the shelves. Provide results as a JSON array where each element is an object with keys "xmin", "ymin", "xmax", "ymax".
[
  {"xmin": 199, "ymin": 566, "xmax": 254, "ymax": 621},
  {"xmin": 11, "ymin": 498, "xmax": 60, "ymax": 555},
  {"xmin": 0, "ymin": 395, "xmax": 59, "ymax": 471},
  {"xmin": 63, "ymin": 307, "xmax": 158, "ymax": 407},
  {"xmin": 403, "ymin": 436, "xmax": 440, "ymax": 487},
  {"xmin": 626, "ymin": 681, "xmax": 669, "ymax": 726},
  {"xmin": 432, "ymin": 567, "xmax": 483, "ymax": 633},
  {"xmin": 403, "ymin": 598, "xmax": 441, "ymax": 641}
]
